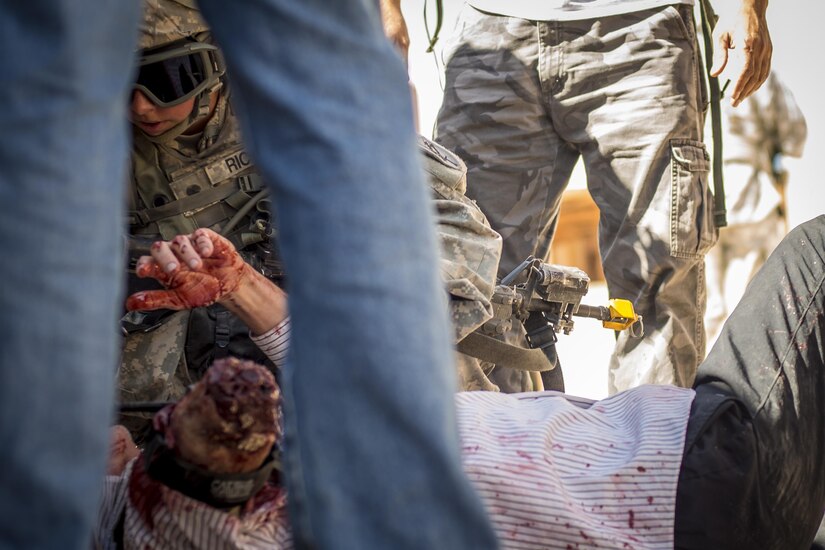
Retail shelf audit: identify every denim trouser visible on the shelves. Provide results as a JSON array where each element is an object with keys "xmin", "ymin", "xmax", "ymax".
[
  {"xmin": 675, "ymin": 216, "xmax": 825, "ymax": 549},
  {"xmin": 0, "ymin": 1, "xmax": 497, "ymax": 549},
  {"xmin": 0, "ymin": 2, "xmax": 141, "ymax": 548},
  {"xmin": 436, "ymin": 5, "xmax": 715, "ymax": 394}
]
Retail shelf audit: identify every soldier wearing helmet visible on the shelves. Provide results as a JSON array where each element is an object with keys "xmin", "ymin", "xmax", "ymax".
[
  {"xmin": 131, "ymin": 0, "xmax": 223, "ymax": 141},
  {"xmin": 120, "ymin": 0, "xmax": 512, "ymax": 440},
  {"xmin": 120, "ymin": 0, "xmax": 283, "ymax": 439}
]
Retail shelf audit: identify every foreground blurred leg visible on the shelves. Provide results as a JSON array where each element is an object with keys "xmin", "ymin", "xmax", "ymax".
[
  {"xmin": 0, "ymin": 1, "xmax": 139, "ymax": 547},
  {"xmin": 197, "ymin": 1, "xmax": 498, "ymax": 547}
]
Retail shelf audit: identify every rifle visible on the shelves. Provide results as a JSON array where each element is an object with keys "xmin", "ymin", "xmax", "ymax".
[
  {"xmin": 457, "ymin": 256, "xmax": 643, "ymax": 383},
  {"xmin": 501, "ymin": 256, "xmax": 643, "ymax": 340}
]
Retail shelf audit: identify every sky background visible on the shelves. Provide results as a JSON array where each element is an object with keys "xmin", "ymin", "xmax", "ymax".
[{"xmin": 403, "ymin": 0, "xmax": 825, "ymax": 229}]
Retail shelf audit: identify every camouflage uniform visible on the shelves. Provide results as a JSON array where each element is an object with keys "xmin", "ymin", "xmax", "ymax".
[
  {"xmin": 120, "ymin": 1, "xmax": 281, "ymax": 430},
  {"xmin": 122, "ymin": 4, "xmax": 510, "ymax": 401},
  {"xmin": 124, "ymin": 111, "xmax": 504, "ymax": 409},
  {"xmin": 436, "ymin": 2, "xmax": 715, "ymax": 393},
  {"xmin": 426, "ymin": 137, "xmax": 564, "ymax": 392},
  {"xmin": 420, "ymin": 137, "xmax": 504, "ymax": 391},
  {"xmin": 123, "ymin": 95, "xmax": 281, "ymax": 395}
]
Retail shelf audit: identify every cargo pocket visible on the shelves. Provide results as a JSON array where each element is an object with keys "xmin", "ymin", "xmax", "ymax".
[{"xmin": 670, "ymin": 139, "xmax": 718, "ymax": 259}]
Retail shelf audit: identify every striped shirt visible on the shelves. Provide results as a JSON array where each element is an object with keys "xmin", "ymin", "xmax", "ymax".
[
  {"xmin": 253, "ymin": 322, "xmax": 693, "ymax": 547},
  {"xmin": 95, "ymin": 458, "xmax": 292, "ymax": 550},
  {"xmin": 250, "ymin": 317, "xmax": 290, "ymax": 369},
  {"xmin": 456, "ymin": 386, "xmax": 693, "ymax": 548},
  {"xmin": 96, "ymin": 322, "xmax": 693, "ymax": 548}
]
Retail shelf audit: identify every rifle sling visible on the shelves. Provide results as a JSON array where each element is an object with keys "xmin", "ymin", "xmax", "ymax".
[
  {"xmin": 456, "ymin": 331, "xmax": 556, "ymax": 372},
  {"xmin": 699, "ymin": 0, "xmax": 727, "ymax": 227}
]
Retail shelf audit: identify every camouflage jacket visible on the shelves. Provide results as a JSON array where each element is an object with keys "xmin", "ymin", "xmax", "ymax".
[
  {"xmin": 419, "ymin": 137, "xmax": 508, "ymax": 391},
  {"xmin": 420, "ymin": 136, "xmax": 502, "ymax": 342},
  {"xmin": 121, "ymin": 132, "xmax": 506, "ymax": 413},
  {"xmin": 121, "ymin": 94, "xmax": 281, "ymax": 414}
]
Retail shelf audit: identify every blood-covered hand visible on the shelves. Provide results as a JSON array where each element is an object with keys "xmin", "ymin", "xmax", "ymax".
[{"xmin": 126, "ymin": 228, "xmax": 254, "ymax": 312}]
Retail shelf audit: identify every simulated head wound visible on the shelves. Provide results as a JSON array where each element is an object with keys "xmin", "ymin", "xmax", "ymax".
[
  {"xmin": 165, "ymin": 357, "xmax": 282, "ymax": 471},
  {"xmin": 142, "ymin": 358, "xmax": 282, "ymax": 507}
]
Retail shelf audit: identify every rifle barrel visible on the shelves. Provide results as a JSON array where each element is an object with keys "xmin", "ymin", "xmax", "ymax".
[{"xmin": 574, "ymin": 304, "xmax": 610, "ymax": 321}]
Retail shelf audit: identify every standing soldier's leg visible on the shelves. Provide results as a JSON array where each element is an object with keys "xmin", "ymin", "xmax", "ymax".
[
  {"xmin": 554, "ymin": 7, "xmax": 714, "ymax": 392},
  {"xmin": 0, "ymin": 1, "xmax": 140, "ymax": 547},
  {"xmin": 436, "ymin": 8, "xmax": 575, "ymax": 276},
  {"xmin": 438, "ymin": 7, "xmax": 715, "ymax": 393},
  {"xmin": 197, "ymin": 1, "xmax": 498, "ymax": 548},
  {"xmin": 703, "ymin": 229, "xmax": 729, "ymax": 352}
]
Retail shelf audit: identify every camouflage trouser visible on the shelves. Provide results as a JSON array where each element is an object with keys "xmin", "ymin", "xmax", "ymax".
[
  {"xmin": 436, "ymin": 4, "xmax": 716, "ymax": 393},
  {"xmin": 118, "ymin": 310, "xmax": 191, "ymax": 440}
]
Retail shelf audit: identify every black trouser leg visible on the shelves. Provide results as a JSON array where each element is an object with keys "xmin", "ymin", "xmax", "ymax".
[{"xmin": 676, "ymin": 215, "xmax": 825, "ymax": 550}]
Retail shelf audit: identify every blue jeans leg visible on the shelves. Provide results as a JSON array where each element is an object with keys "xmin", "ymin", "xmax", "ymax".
[
  {"xmin": 196, "ymin": 1, "xmax": 498, "ymax": 548},
  {"xmin": 0, "ymin": 1, "xmax": 140, "ymax": 548}
]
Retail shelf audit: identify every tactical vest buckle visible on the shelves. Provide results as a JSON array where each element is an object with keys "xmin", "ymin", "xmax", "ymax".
[{"xmin": 214, "ymin": 309, "xmax": 232, "ymax": 349}]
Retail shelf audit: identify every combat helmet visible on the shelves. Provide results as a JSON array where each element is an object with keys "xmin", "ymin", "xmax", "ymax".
[{"xmin": 135, "ymin": 0, "xmax": 226, "ymax": 139}]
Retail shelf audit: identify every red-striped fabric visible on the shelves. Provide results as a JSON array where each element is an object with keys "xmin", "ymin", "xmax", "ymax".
[
  {"xmin": 456, "ymin": 385, "xmax": 693, "ymax": 549},
  {"xmin": 95, "ymin": 459, "xmax": 292, "ymax": 550},
  {"xmin": 253, "ymin": 316, "xmax": 693, "ymax": 548},
  {"xmin": 96, "ymin": 327, "xmax": 693, "ymax": 549},
  {"xmin": 250, "ymin": 317, "xmax": 290, "ymax": 369}
]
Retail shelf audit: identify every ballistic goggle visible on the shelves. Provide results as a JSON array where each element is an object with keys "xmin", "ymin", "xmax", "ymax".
[{"xmin": 135, "ymin": 40, "xmax": 224, "ymax": 107}]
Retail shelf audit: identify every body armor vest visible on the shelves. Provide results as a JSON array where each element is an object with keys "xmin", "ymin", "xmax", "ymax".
[{"xmin": 121, "ymin": 99, "xmax": 282, "ymax": 417}]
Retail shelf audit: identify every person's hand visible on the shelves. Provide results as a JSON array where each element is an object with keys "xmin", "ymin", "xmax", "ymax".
[
  {"xmin": 710, "ymin": 0, "xmax": 772, "ymax": 107},
  {"xmin": 380, "ymin": 0, "xmax": 410, "ymax": 65},
  {"xmin": 126, "ymin": 228, "xmax": 255, "ymax": 312},
  {"xmin": 107, "ymin": 425, "xmax": 140, "ymax": 476}
]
